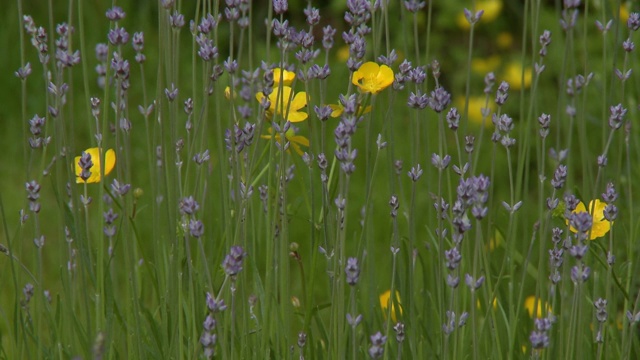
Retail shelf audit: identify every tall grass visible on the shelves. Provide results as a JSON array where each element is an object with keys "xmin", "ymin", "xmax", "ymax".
[{"xmin": 1, "ymin": 0, "xmax": 640, "ymax": 358}]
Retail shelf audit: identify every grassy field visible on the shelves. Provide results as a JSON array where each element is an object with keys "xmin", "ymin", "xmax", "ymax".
[{"xmin": 2, "ymin": 0, "xmax": 640, "ymax": 358}]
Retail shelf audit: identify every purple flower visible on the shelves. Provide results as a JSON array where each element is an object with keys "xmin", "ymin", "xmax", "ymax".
[
  {"xmin": 427, "ymin": 87, "xmax": 451, "ymax": 113},
  {"xmin": 345, "ymin": 257, "xmax": 360, "ymax": 286},
  {"xmin": 222, "ymin": 246, "xmax": 247, "ymax": 276}
]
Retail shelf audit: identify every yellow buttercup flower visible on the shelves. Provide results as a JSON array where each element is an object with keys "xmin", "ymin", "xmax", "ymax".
[
  {"xmin": 256, "ymin": 86, "xmax": 308, "ymax": 122},
  {"xmin": 352, "ymin": 62, "xmax": 394, "ymax": 94},
  {"xmin": 524, "ymin": 296, "xmax": 551, "ymax": 318},
  {"xmin": 619, "ymin": 1, "xmax": 630, "ymax": 24},
  {"xmin": 328, "ymin": 103, "xmax": 372, "ymax": 118},
  {"xmin": 260, "ymin": 127, "xmax": 309, "ymax": 156},
  {"xmin": 476, "ymin": 296, "xmax": 498, "ymax": 310},
  {"xmin": 456, "ymin": 0, "xmax": 503, "ymax": 30},
  {"xmin": 379, "ymin": 290, "xmax": 403, "ymax": 323},
  {"xmin": 502, "ymin": 61, "xmax": 532, "ymax": 91},
  {"xmin": 336, "ymin": 45, "xmax": 350, "ymax": 62},
  {"xmin": 273, "ymin": 68, "xmax": 296, "ymax": 86},
  {"xmin": 74, "ymin": 148, "xmax": 116, "ymax": 184},
  {"xmin": 455, "ymin": 96, "xmax": 495, "ymax": 127},
  {"xmin": 496, "ymin": 32, "xmax": 514, "ymax": 49},
  {"xmin": 224, "ymin": 86, "xmax": 235, "ymax": 100},
  {"xmin": 471, "ymin": 55, "xmax": 501, "ymax": 75},
  {"xmin": 566, "ymin": 200, "xmax": 611, "ymax": 240}
]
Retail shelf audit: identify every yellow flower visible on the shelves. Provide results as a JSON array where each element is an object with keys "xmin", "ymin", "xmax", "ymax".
[
  {"xmin": 456, "ymin": 0, "xmax": 503, "ymax": 30},
  {"xmin": 485, "ymin": 229, "xmax": 504, "ymax": 252},
  {"xmin": 471, "ymin": 55, "xmax": 501, "ymax": 75},
  {"xmin": 379, "ymin": 290, "xmax": 403, "ymax": 323},
  {"xmin": 328, "ymin": 103, "xmax": 372, "ymax": 118},
  {"xmin": 619, "ymin": 1, "xmax": 630, "ymax": 24},
  {"xmin": 224, "ymin": 86, "xmax": 235, "ymax": 100},
  {"xmin": 454, "ymin": 96, "xmax": 495, "ymax": 127},
  {"xmin": 352, "ymin": 62, "xmax": 394, "ymax": 94},
  {"xmin": 74, "ymin": 148, "xmax": 116, "ymax": 184},
  {"xmin": 336, "ymin": 45, "xmax": 350, "ymax": 62},
  {"xmin": 260, "ymin": 127, "xmax": 309, "ymax": 156},
  {"xmin": 524, "ymin": 296, "xmax": 551, "ymax": 318},
  {"xmin": 256, "ymin": 86, "xmax": 308, "ymax": 122},
  {"xmin": 273, "ymin": 68, "xmax": 296, "ymax": 86},
  {"xmin": 477, "ymin": 296, "xmax": 498, "ymax": 310},
  {"xmin": 497, "ymin": 32, "xmax": 514, "ymax": 49},
  {"xmin": 566, "ymin": 200, "xmax": 611, "ymax": 240},
  {"xmin": 502, "ymin": 61, "xmax": 532, "ymax": 91}
]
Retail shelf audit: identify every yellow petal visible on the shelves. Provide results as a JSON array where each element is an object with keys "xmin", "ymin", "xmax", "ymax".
[
  {"xmin": 286, "ymin": 111, "xmax": 308, "ymax": 122},
  {"xmin": 290, "ymin": 135, "xmax": 310, "ymax": 147},
  {"xmin": 75, "ymin": 147, "xmax": 116, "ymax": 184},
  {"xmin": 524, "ymin": 296, "xmax": 550, "ymax": 318},
  {"xmin": 273, "ymin": 86, "xmax": 294, "ymax": 114},
  {"xmin": 273, "ymin": 68, "xmax": 296, "ymax": 86},
  {"xmin": 379, "ymin": 290, "xmax": 403, "ymax": 323},
  {"xmin": 376, "ymin": 64, "xmax": 394, "ymax": 90},
  {"xmin": 104, "ymin": 149, "xmax": 116, "ymax": 176},
  {"xmin": 329, "ymin": 104, "xmax": 343, "ymax": 118},
  {"xmin": 290, "ymin": 91, "xmax": 308, "ymax": 111},
  {"xmin": 356, "ymin": 62, "xmax": 381, "ymax": 77}
]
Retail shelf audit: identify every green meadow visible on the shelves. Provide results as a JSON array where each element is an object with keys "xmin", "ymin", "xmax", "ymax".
[{"xmin": 1, "ymin": 0, "xmax": 640, "ymax": 358}]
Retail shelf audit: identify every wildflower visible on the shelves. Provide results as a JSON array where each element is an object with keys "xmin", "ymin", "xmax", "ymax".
[
  {"xmin": 74, "ymin": 148, "xmax": 116, "ymax": 184},
  {"xmin": 336, "ymin": 45, "xmax": 350, "ymax": 62},
  {"xmin": 566, "ymin": 200, "xmax": 611, "ymax": 240},
  {"xmin": 456, "ymin": 0, "xmax": 503, "ymax": 29},
  {"xmin": 496, "ymin": 32, "xmax": 514, "ymax": 49},
  {"xmin": 273, "ymin": 67, "xmax": 295, "ymax": 86},
  {"xmin": 476, "ymin": 296, "xmax": 498, "ymax": 310},
  {"xmin": 345, "ymin": 257, "xmax": 360, "ymax": 286},
  {"xmin": 352, "ymin": 62, "xmax": 394, "ymax": 94},
  {"xmin": 502, "ymin": 61, "xmax": 533, "ymax": 90},
  {"xmin": 620, "ymin": 2, "xmax": 631, "ymax": 24},
  {"xmin": 524, "ymin": 296, "xmax": 551, "ymax": 318},
  {"xmin": 261, "ymin": 127, "xmax": 309, "ymax": 156},
  {"xmin": 222, "ymin": 245, "xmax": 246, "ymax": 276},
  {"xmin": 256, "ymin": 86, "xmax": 308, "ymax": 122},
  {"xmin": 379, "ymin": 290, "xmax": 403, "ymax": 323},
  {"xmin": 328, "ymin": 102, "xmax": 371, "ymax": 118},
  {"xmin": 454, "ymin": 96, "xmax": 495, "ymax": 126},
  {"xmin": 368, "ymin": 332, "xmax": 386, "ymax": 359},
  {"xmin": 471, "ymin": 55, "xmax": 500, "ymax": 75},
  {"xmin": 485, "ymin": 229, "xmax": 504, "ymax": 251},
  {"xmin": 224, "ymin": 86, "xmax": 235, "ymax": 100}
]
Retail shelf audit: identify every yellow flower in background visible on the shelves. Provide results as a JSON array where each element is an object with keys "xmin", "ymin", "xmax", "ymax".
[
  {"xmin": 352, "ymin": 62, "xmax": 394, "ymax": 94},
  {"xmin": 476, "ymin": 296, "xmax": 498, "ymax": 310},
  {"xmin": 471, "ymin": 55, "xmax": 501, "ymax": 75},
  {"xmin": 260, "ymin": 127, "xmax": 309, "ymax": 156},
  {"xmin": 379, "ymin": 290, "xmax": 403, "ymax": 323},
  {"xmin": 74, "ymin": 148, "xmax": 116, "ymax": 184},
  {"xmin": 454, "ymin": 96, "xmax": 495, "ymax": 126},
  {"xmin": 502, "ymin": 61, "xmax": 532, "ymax": 90},
  {"xmin": 224, "ymin": 86, "xmax": 235, "ymax": 100},
  {"xmin": 456, "ymin": 0, "xmax": 503, "ymax": 30},
  {"xmin": 328, "ymin": 103, "xmax": 372, "ymax": 118},
  {"xmin": 256, "ymin": 86, "xmax": 308, "ymax": 122},
  {"xmin": 485, "ymin": 229, "xmax": 504, "ymax": 252},
  {"xmin": 273, "ymin": 68, "xmax": 296, "ymax": 86},
  {"xmin": 619, "ymin": 2, "xmax": 630, "ymax": 24},
  {"xmin": 496, "ymin": 32, "xmax": 514, "ymax": 49},
  {"xmin": 566, "ymin": 200, "xmax": 611, "ymax": 240},
  {"xmin": 337, "ymin": 45, "xmax": 350, "ymax": 62},
  {"xmin": 524, "ymin": 296, "xmax": 551, "ymax": 318}
]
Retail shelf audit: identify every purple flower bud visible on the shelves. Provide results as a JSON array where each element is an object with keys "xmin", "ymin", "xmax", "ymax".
[
  {"xmin": 222, "ymin": 246, "xmax": 246, "ymax": 276},
  {"xmin": 345, "ymin": 257, "xmax": 360, "ymax": 286},
  {"xmin": 106, "ymin": 6, "xmax": 126, "ymax": 21}
]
